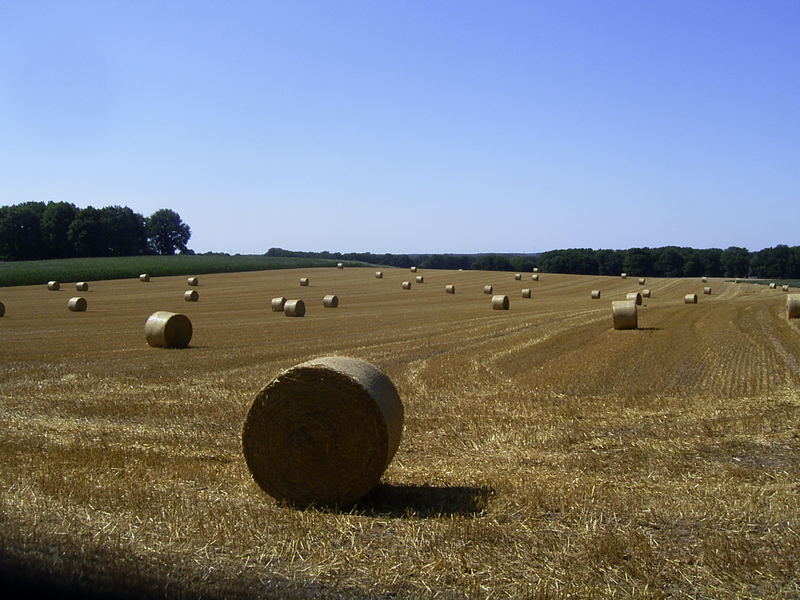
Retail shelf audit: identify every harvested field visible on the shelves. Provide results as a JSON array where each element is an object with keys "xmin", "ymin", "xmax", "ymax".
[{"xmin": 1, "ymin": 269, "xmax": 799, "ymax": 599}]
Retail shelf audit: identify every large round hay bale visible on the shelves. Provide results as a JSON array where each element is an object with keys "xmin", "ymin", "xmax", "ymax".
[
  {"xmin": 284, "ymin": 299, "xmax": 305, "ymax": 317},
  {"xmin": 638, "ymin": 278, "xmax": 646, "ymax": 285},
  {"xmin": 703, "ymin": 286, "xmax": 712, "ymax": 295},
  {"xmin": 642, "ymin": 289, "xmax": 651, "ymax": 298},
  {"xmin": 531, "ymin": 274, "xmax": 539, "ymax": 281},
  {"xmin": 375, "ymin": 271, "xmax": 383, "ymax": 279},
  {"xmin": 492, "ymin": 295, "xmax": 509, "ymax": 310},
  {"xmin": 415, "ymin": 275, "xmax": 424, "ymax": 283},
  {"xmin": 787, "ymin": 294, "xmax": 800, "ymax": 319},
  {"xmin": 685, "ymin": 294, "xmax": 698, "ymax": 304},
  {"xmin": 533, "ymin": 267, "xmax": 539, "ymax": 273},
  {"xmin": 410, "ymin": 266, "xmax": 417, "ymax": 273},
  {"xmin": 76, "ymin": 282, "xmax": 89, "ymax": 291},
  {"xmin": 67, "ymin": 297, "xmax": 87, "ymax": 312},
  {"xmin": 769, "ymin": 283, "xmax": 777, "ymax": 289},
  {"xmin": 612, "ymin": 300, "xmax": 637, "ymax": 330},
  {"xmin": 514, "ymin": 273, "xmax": 522, "ymax": 280},
  {"xmin": 0, "ymin": 301, "xmax": 4, "ymax": 317},
  {"xmin": 591, "ymin": 290, "xmax": 601, "ymax": 299},
  {"xmin": 242, "ymin": 356, "xmax": 404, "ymax": 506},
  {"xmin": 271, "ymin": 297, "xmax": 287, "ymax": 312},
  {"xmin": 144, "ymin": 311, "xmax": 192, "ymax": 348},
  {"xmin": 702, "ymin": 276, "xmax": 708, "ymax": 283},
  {"xmin": 337, "ymin": 263, "xmax": 343, "ymax": 269},
  {"xmin": 300, "ymin": 278, "xmax": 309, "ymax": 287},
  {"xmin": 47, "ymin": 281, "xmax": 60, "ymax": 291},
  {"xmin": 323, "ymin": 294, "xmax": 339, "ymax": 308},
  {"xmin": 626, "ymin": 292, "xmax": 642, "ymax": 305},
  {"xmin": 782, "ymin": 285, "xmax": 790, "ymax": 292},
  {"xmin": 184, "ymin": 290, "xmax": 199, "ymax": 302},
  {"xmin": 402, "ymin": 281, "xmax": 411, "ymax": 290},
  {"xmin": 139, "ymin": 273, "xmax": 150, "ymax": 282},
  {"xmin": 445, "ymin": 284, "xmax": 455, "ymax": 294},
  {"xmin": 522, "ymin": 289, "xmax": 531, "ymax": 298},
  {"xmin": 483, "ymin": 285, "xmax": 493, "ymax": 294},
  {"xmin": 620, "ymin": 273, "xmax": 627, "ymax": 279},
  {"xmin": 187, "ymin": 277, "xmax": 199, "ymax": 286}
]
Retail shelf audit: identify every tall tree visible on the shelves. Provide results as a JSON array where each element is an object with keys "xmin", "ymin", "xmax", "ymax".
[
  {"xmin": 68, "ymin": 206, "xmax": 107, "ymax": 257},
  {"xmin": 100, "ymin": 206, "xmax": 148, "ymax": 256},
  {"xmin": 41, "ymin": 201, "xmax": 78, "ymax": 258},
  {"xmin": 721, "ymin": 246, "xmax": 750, "ymax": 278},
  {"xmin": 0, "ymin": 202, "xmax": 46, "ymax": 260},
  {"xmin": 146, "ymin": 209, "xmax": 191, "ymax": 255}
]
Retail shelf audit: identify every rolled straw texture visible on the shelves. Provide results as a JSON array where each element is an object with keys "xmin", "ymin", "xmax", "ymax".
[
  {"xmin": 612, "ymin": 300, "xmax": 637, "ymax": 330},
  {"xmin": 284, "ymin": 299, "xmax": 305, "ymax": 317},
  {"xmin": 410, "ymin": 266, "xmax": 417, "ymax": 272},
  {"xmin": 0, "ymin": 301, "xmax": 4, "ymax": 317},
  {"xmin": 787, "ymin": 294, "xmax": 800, "ymax": 319},
  {"xmin": 514, "ymin": 274, "xmax": 522, "ymax": 280},
  {"xmin": 533, "ymin": 267, "xmax": 539, "ymax": 273},
  {"xmin": 531, "ymin": 274, "xmax": 539, "ymax": 281},
  {"xmin": 242, "ymin": 356, "xmax": 404, "ymax": 506},
  {"xmin": 184, "ymin": 290, "xmax": 199, "ymax": 302},
  {"xmin": 187, "ymin": 277, "xmax": 199, "ymax": 286},
  {"xmin": 685, "ymin": 294, "xmax": 698, "ymax": 304},
  {"xmin": 702, "ymin": 276, "xmax": 708, "ymax": 283},
  {"xmin": 323, "ymin": 294, "xmax": 339, "ymax": 308},
  {"xmin": 591, "ymin": 290, "xmax": 601, "ymax": 299},
  {"xmin": 783, "ymin": 285, "xmax": 790, "ymax": 292},
  {"xmin": 704, "ymin": 287, "xmax": 712, "ymax": 295},
  {"xmin": 47, "ymin": 281, "xmax": 60, "ymax": 291},
  {"xmin": 415, "ymin": 275, "xmax": 424, "ymax": 283},
  {"xmin": 76, "ymin": 282, "xmax": 89, "ymax": 291},
  {"xmin": 271, "ymin": 297, "xmax": 287, "ymax": 312},
  {"xmin": 642, "ymin": 289, "xmax": 651, "ymax": 298},
  {"xmin": 402, "ymin": 281, "xmax": 411, "ymax": 290},
  {"xmin": 68, "ymin": 297, "xmax": 87, "ymax": 312},
  {"xmin": 337, "ymin": 263, "xmax": 343, "ymax": 269},
  {"xmin": 492, "ymin": 295, "xmax": 509, "ymax": 310},
  {"xmin": 445, "ymin": 285, "xmax": 455, "ymax": 294},
  {"xmin": 522, "ymin": 289, "xmax": 531, "ymax": 298},
  {"xmin": 626, "ymin": 292, "xmax": 642, "ymax": 305},
  {"xmin": 144, "ymin": 311, "xmax": 192, "ymax": 348},
  {"xmin": 639, "ymin": 278, "xmax": 646, "ymax": 285},
  {"xmin": 483, "ymin": 285, "xmax": 493, "ymax": 294},
  {"xmin": 139, "ymin": 274, "xmax": 150, "ymax": 282},
  {"xmin": 300, "ymin": 278, "xmax": 309, "ymax": 287},
  {"xmin": 769, "ymin": 283, "xmax": 777, "ymax": 289},
  {"xmin": 620, "ymin": 273, "xmax": 627, "ymax": 279},
  {"xmin": 375, "ymin": 271, "xmax": 383, "ymax": 279}
]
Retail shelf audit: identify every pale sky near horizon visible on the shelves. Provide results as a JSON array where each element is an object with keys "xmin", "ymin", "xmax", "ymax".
[{"xmin": 1, "ymin": 1, "xmax": 797, "ymax": 255}]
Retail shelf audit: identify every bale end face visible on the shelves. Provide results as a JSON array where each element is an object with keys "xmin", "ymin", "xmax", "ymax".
[
  {"xmin": 184, "ymin": 290, "xmax": 199, "ymax": 302},
  {"xmin": 284, "ymin": 299, "xmax": 305, "ymax": 317},
  {"xmin": 323, "ymin": 294, "xmax": 339, "ymax": 308},
  {"xmin": 47, "ymin": 281, "xmax": 60, "ymax": 291},
  {"xmin": 139, "ymin": 274, "xmax": 150, "ymax": 282},
  {"xmin": 187, "ymin": 277, "xmax": 199, "ymax": 286},
  {"xmin": 787, "ymin": 294, "xmax": 800, "ymax": 319},
  {"xmin": 591, "ymin": 290, "xmax": 601, "ymax": 299},
  {"xmin": 491, "ymin": 295, "xmax": 509, "ymax": 310},
  {"xmin": 626, "ymin": 292, "xmax": 643, "ymax": 306},
  {"xmin": 271, "ymin": 297, "xmax": 287, "ymax": 312},
  {"xmin": 242, "ymin": 356, "xmax": 404, "ymax": 506},
  {"xmin": 642, "ymin": 289, "xmax": 651, "ymax": 298},
  {"xmin": 522, "ymin": 289, "xmax": 531, "ymax": 298},
  {"xmin": 300, "ymin": 278, "xmax": 309, "ymax": 287},
  {"xmin": 685, "ymin": 294, "xmax": 698, "ymax": 304},
  {"xmin": 144, "ymin": 311, "xmax": 193, "ymax": 348},
  {"xmin": 612, "ymin": 300, "xmax": 637, "ymax": 330},
  {"xmin": 76, "ymin": 282, "xmax": 89, "ymax": 291},
  {"xmin": 402, "ymin": 281, "xmax": 411, "ymax": 290},
  {"xmin": 445, "ymin": 284, "xmax": 455, "ymax": 294}
]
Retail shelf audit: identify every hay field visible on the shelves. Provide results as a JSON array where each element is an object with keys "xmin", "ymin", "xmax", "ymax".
[{"xmin": 1, "ymin": 268, "xmax": 799, "ymax": 599}]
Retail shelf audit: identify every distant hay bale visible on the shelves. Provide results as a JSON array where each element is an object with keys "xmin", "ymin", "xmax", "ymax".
[
  {"xmin": 415, "ymin": 275, "xmax": 424, "ymax": 283},
  {"xmin": 337, "ymin": 263, "xmax": 343, "ymax": 269},
  {"xmin": 685, "ymin": 294, "xmax": 698, "ymax": 304},
  {"xmin": 531, "ymin": 274, "xmax": 539, "ymax": 281},
  {"xmin": 375, "ymin": 271, "xmax": 383, "ymax": 279},
  {"xmin": 68, "ymin": 297, "xmax": 87, "ymax": 312},
  {"xmin": 492, "ymin": 294, "xmax": 509, "ymax": 310},
  {"xmin": 626, "ymin": 292, "xmax": 642, "ymax": 305},
  {"xmin": 735, "ymin": 278, "xmax": 741, "ymax": 284},
  {"xmin": 638, "ymin": 278, "xmax": 646, "ymax": 285},
  {"xmin": 0, "ymin": 301, "xmax": 4, "ymax": 317},
  {"xmin": 187, "ymin": 277, "xmax": 199, "ymax": 286},
  {"xmin": 410, "ymin": 266, "xmax": 417, "ymax": 272},
  {"xmin": 483, "ymin": 285, "xmax": 493, "ymax": 294},
  {"xmin": 769, "ymin": 283, "xmax": 777, "ymax": 289},
  {"xmin": 184, "ymin": 290, "xmax": 199, "ymax": 302},
  {"xmin": 612, "ymin": 300, "xmax": 637, "ymax": 330},
  {"xmin": 533, "ymin": 267, "xmax": 539, "ymax": 273},
  {"xmin": 787, "ymin": 294, "xmax": 800, "ymax": 319},
  {"xmin": 702, "ymin": 276, "xmax": 708, "ymax": 283},
  {"xmin": 271, "ymin": 297, "xmax": 287, "ymax": 312},
  {"xmin": 47, "ymin": 281, "xmax": 60, "ymax": 291},
  {"xmin": 782, "ymin": 285, "xmax": 790, "ymax": 292},
  {"xmin": 514, "ymin": 273, "xmax": 522, "ymax": 280},
  {"xmin": 620, "ymin": 273, "xmax": 627, "ymax": 279},
  {"xmin": 144, "ymin": 311, "xmax": 193, "ymax": 348},
  {"xmin": 300, "ymin": 278, "xmax": 309, "ymax": 286},
  {"xmin": 704, "ymin": 286, "xmax": 712, "ymax": 295},
  {"xmin": 591, "ymin": 290, "xmax": 601, "ymax": 299},
  {"xmin": 284, "ymin": 299, "xmax": 305, "ymax": 317},
  {"xmin": 76, "ymin": 282, "xmax": 89, "ymax": 291},
  {"xmin": 139, "ymin": 273, "xmax": 150, "ymax": 282},
  {"xmin": 522, "ymin": 289, "xmax": 531, "ymax": 298},
  {"xmin": 445, "ymin": 284, "xmax": 455, "ymax": 294},
  {"xmin": 642, "ymin": 289, "xmax": 651, "ymax": 298},
  {"xmin": 402, "ymin": 281, "xmax": 411, "ymax": 290},
  {"xmin": 323, "ymin": 294, "xmax": 339, "ymax": 308},
  {"xmin": 242, "ymin": 356, "xmax": 404, "ymax": 506}
]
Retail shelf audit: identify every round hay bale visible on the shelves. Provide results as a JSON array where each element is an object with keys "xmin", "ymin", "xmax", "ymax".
[
  {"xmin": 612, "ymin": 300, "xmax": 637, "ymax": 330},
  {"xmin": 337, "ymin": 263, "xmax": 343, "ymax": 269},
  {"xmin": 284, "ymin": 299, "xmax": 305, "ymax": 317},
  {"xmin": 67, "ymin": 297, "xmax": 87, "ymax": 312},
  {"xmin": 323, "ymin": 294, "xmax": 339, "ymax": 308},
  {"xmin": 782, "ymin": 285, "xmax": 790, "ymax": 292},
  {"xmin": 591, "ymin": 290, "xmax": 601, "ymax": 299},
  {"xmin": 532, "ymin": 267, "xmax": 539, "ymax": 273},
  {"xmin": 0, "ymin": 301, "xmax": 5, "ymax": 317},
  {"xmin": 402, "ymin": 281, "xmax": 411, "ymax": 290},
  {"xmin": 271, "ymin": 297, "xmax": 287, "ymax": 312},
  {"xmin": 703, "ymin": 286, "xmax": 712, "ymax": 295},
  {"xmin": 47, "ymin": 281, "xmax": 60, "ymax": 291},
  {"xmin": 522, "ymin": 288, "xmax": 531, "ymax": 298},
  {"xmin": 735, "ymin": 278, "xmax": 741, "ymax": 284},
  {"xmin": 638, "ymin": 278, "xmax": 646, "ymax": 285},
  {"xmin": 702, "ymin": 276, "xmax": 708, "ymax": 283},
  {"xmin": 144, "ymin": 311, "xmax": 193, "ymax": 348},
  {"xmin": 76, "ymin": 281, "xmax": 89, "ymax": 291},
  {"xmin": 685, "ymin": 293, "xmax": 698, "ymax": 304},
  {"xmin": 626, "ymin": 292, "xmax": 642, "ymax": 305},
  {"xmin": 787, "ymin": 294, "xmax": 800, "ymax": 319},
  {"xmin": 410, "ymin": 266, "xmax": 417, "ymax": 273},
  {"xmin": 375, "ymin": 271, "xmax": 383, "ymax": 279},
  {"xmin": 187, "ymin": 277, "xmax": 199, "ymax": 286},
  {"xmin": 242, "ymin": 356, "xmax": 404, "ymax": 506},
  {"xmin": 514, "ymin": 273, "xmax": 522, "ymax": 280},
  {"xmin": 531, "ymin": 274, "xmax": 539, "ymax": 281},
  {"xmin": 492, "ymin": 294, "xmax": 509, "ymax": 310},
  {"xmin": 642, "ymin": 289, "xmax": 651, "ymax": 298},
  {"xmin": 483, "ymin": 285, "xmax": 493, "ymax": 294},
  {"xmin": 415, "ymin": 275, "xmax": 424, "ymax": 283},
  {"xmin": 620, "ymin": 273, "xmax": 627, "ymax": 279},
  {"xmin": 769, "ymin": 283, "xmax": 777, "ymax": 289},
  {"xmin": 184, "ymin": 290, "xmax": 199, "ymax": 302},
  {"xmin": 300, "ymin": 278, "xmax": 309, "ymax": 287},
  {"xmin": 139, "ymin": 273, "xmax": 150, "ymax": 282},
  {"xmin": 445, "ymin": 284, "xmax": 455, "ymax": 294}
]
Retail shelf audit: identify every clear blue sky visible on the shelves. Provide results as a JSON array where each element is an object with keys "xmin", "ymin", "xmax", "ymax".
[{"xmin": 1, "ymin": 1, "xmax": 797, "ymax": 254}]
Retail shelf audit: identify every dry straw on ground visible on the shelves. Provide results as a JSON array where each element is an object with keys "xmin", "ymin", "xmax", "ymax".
[
  {"xmin": 685, "ymin": 293, "xmax": 698, "ymax": 304},
  {"xmin": 591, "ymin": 290, "xmax": 601, "ymax": 299},
  {"xmin": 521, "ymin": 289, "xmax": 531, "ymax": 298},
  {"xmin": 67, "ymin": 297, "xmax": 87, "ymax": 312},
  {"xmin": 47, "ymin": 281, "xmax": 60, "ymax": 291},
  {"xmin": 323, "ymin": 294, "xmax": 339, "ymax": 308},
  {"xmin": 402, "ymin": 281, "xmax": 411, "ymax": 290},
  {"xmin": 242, "ymin": 356, "xmax": 404, "ymax": 506},
  {"xmin": 76, "ymin": 282, "xmax": 89, "ymax": 291},
  {"xmin": 638, "ymin": 278, "xmax": 646, "ymax": 285},
  {"xmin": 531, "ymin": 274, "xmax": 539, "ymax": 281},
  {"xmin": 491, "ymin": 294, "xmax": 509, "ymax": 310},
  {"xmin": 787, "ymin": 294, "xmax": 800, "ymax": 318},
  {"xmin": 483, "ymin": 285, "xmax": 493, "ymax": 294},
  {"xmin": 704, "ymin": 286, "xmax": 712, "ymax": 295},
  {"xmin": 375, "ymin": 271, "xmax": 383, "ymax": 279},
  {"xmin": 187, "ymin": 277, "xmax": 199, "ymax": 286},
  {"xmin": 271, "ymin": 297, "xmax": 286, "ymax": 312},
  {"xmin": 514, "ymin": 274, "xmax": 522, "ymax": 280},
  {"xmin": 139, "ymin": 273, "xmax": 150, "ymax": 282},
  {"xmin": 144, "ymin": 311, "xmax": 192, "ymax": 348},
  {"xmin": 300, "ymin": 278, "xmax": 309, "ymax": 287},
  {"xmin": 612, "ymin": 299, "xmax": 637, "ymax": 329},
  {"xmin": 284, "ymin": 299, "xmax": 305, "ymax": 317},
  {"xmin": 445, "ymin": 284, "xmax": 455, "ymax": 294},
  {"xmin": 184, "ymin": 290, "xmax": 199, "ymax": 302},
  {"xmin": 626, "ymin": 292, "xmax": 642, "ymax": 305},
  {"xmin": 415, "ymin": 275, "xmax": 424, "ymax": 283},
  {"xmin": 642, "ymin": 289, "xmax": 651, "ymax": 298}
]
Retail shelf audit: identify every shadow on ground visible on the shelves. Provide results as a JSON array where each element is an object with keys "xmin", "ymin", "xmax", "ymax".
[{"xmin": 353, "ymin": 483, "xmax": 494, "ymax": 518}]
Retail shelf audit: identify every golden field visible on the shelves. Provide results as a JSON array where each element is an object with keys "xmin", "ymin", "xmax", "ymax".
[{"xmin": 1, "ymin": 268, "xmax": 799, "ymax": 599}]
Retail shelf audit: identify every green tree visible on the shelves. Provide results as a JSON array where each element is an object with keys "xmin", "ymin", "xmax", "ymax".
[
  {"xmin": 100, "ymin": 206, "xmax": 148, "ymax": 256},
  {"xmin": 147, "ymin": 209, "xmax": 191, "ymax": 255},
  {"xmin": 721, "ymin": 246, "xmax": 750, "ymax": 278},
  {"xmin": 0, "ymin": 202, "xmax": 46, "ymax": 260},
  {"xmin": 622, "ymin": 247, "xmax": 653, "ymax": 276},
  {"xmin": 41, "ymin": 201, "xmax": 78, "ymax": 258},
  {"xmin": 68, "ymin": 206, "xmax": 107, "ymax": 257}
]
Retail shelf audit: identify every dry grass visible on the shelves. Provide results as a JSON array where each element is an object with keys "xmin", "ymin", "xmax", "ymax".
[{"xmin": 1, "ymin": 270, "xmax": 799, "ymax": 599}]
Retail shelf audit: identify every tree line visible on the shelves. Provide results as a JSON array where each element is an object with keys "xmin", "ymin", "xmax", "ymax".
[{"xmin": 0, "ymin": 202, "xmax": 192, "ymax": 260}]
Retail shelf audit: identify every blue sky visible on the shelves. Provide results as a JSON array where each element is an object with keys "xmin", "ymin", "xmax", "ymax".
[{"xmin": 1, "ymin": 1, "xmax": 797, "ymax": 254}]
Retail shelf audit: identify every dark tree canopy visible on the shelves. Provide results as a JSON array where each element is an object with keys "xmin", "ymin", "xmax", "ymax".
[{"xmin": 146, "ymin": 209, "xmax": 192, "ymax": 255}]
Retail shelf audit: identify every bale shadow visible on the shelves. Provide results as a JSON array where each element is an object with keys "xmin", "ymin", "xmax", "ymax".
[
  {"xmin": 351, "ymin": 483, "xmax": 494, "ymax": 518},
  {"xmin": 636, "ymin": 327, "xmax": 663, "ymax": 331}
]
